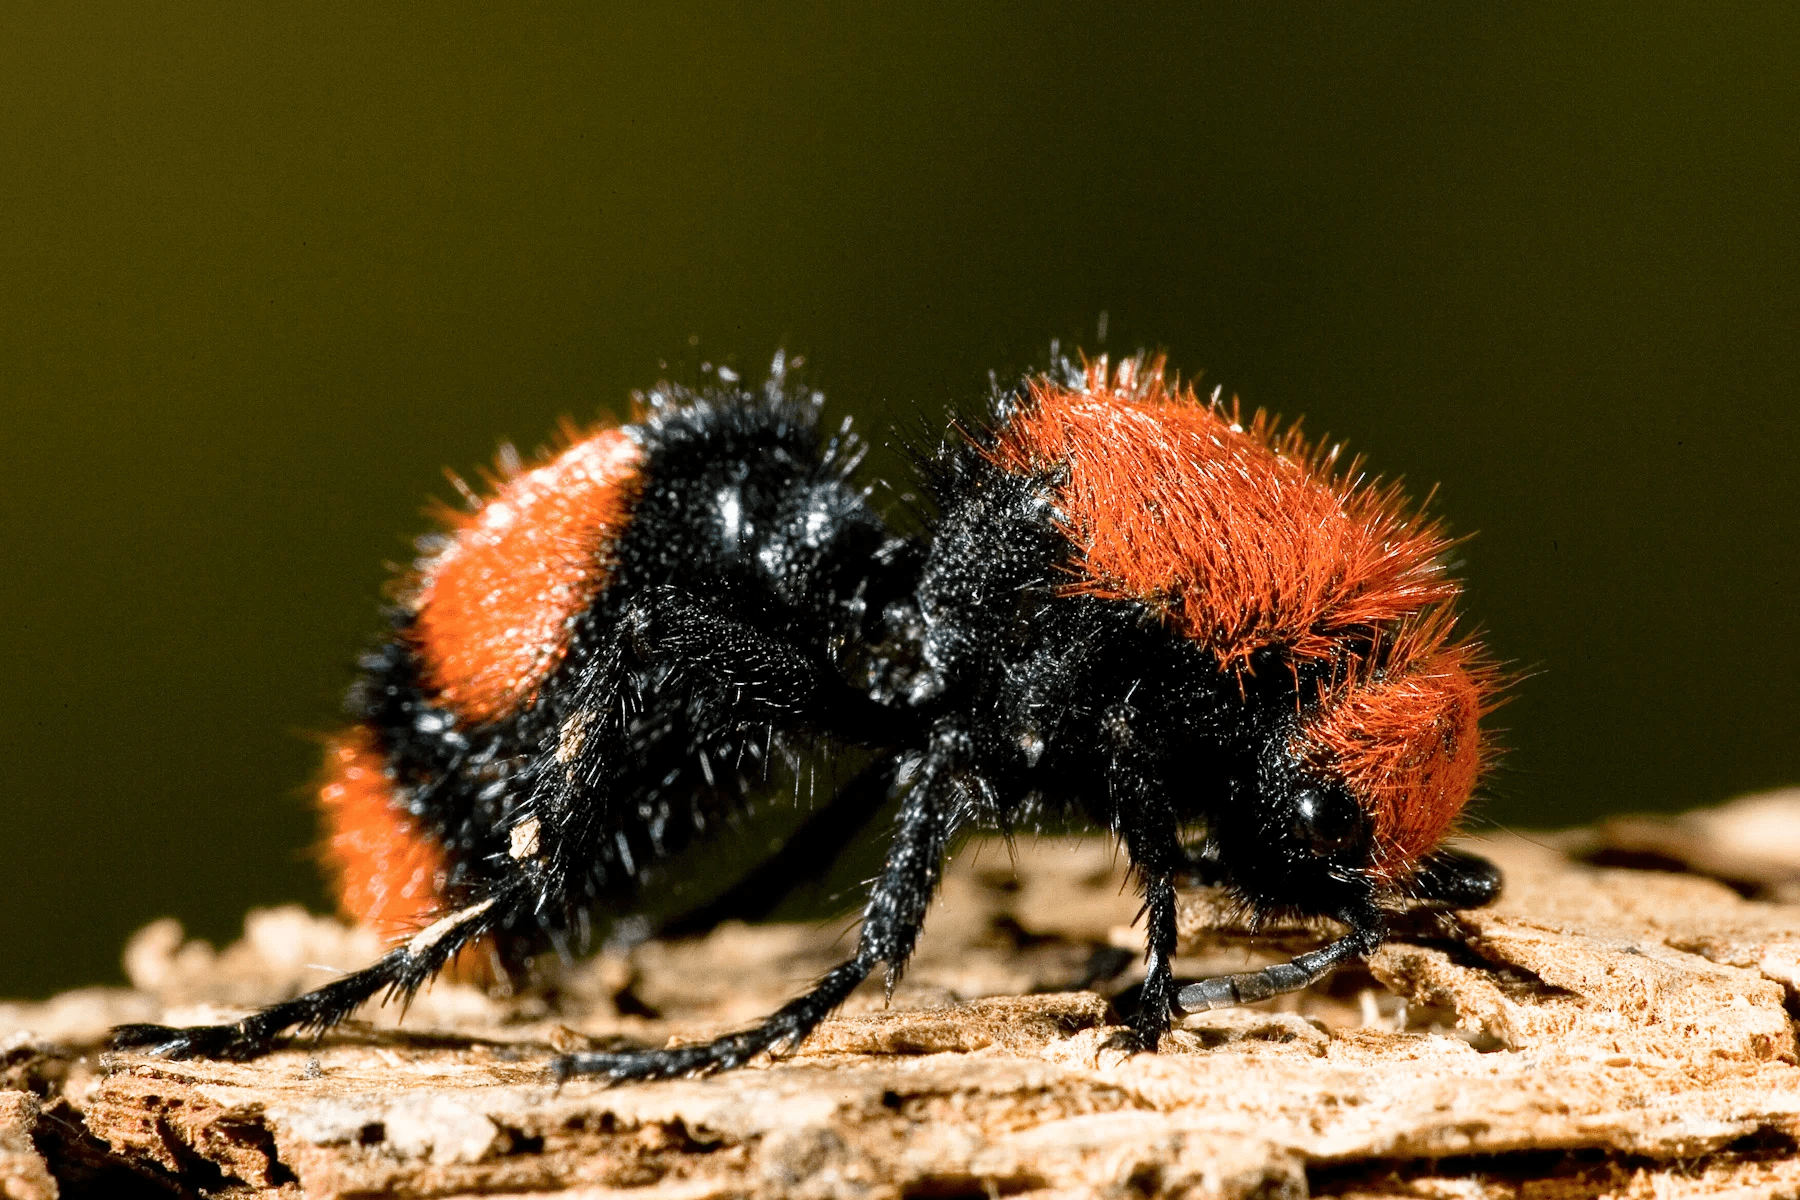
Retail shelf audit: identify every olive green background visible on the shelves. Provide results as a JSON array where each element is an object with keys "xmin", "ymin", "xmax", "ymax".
[{"xmin": 5, "ymin": 6, "xmax": 1796, "ymax": 998}]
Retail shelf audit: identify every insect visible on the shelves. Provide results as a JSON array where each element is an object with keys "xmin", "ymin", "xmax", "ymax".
[{"xmin": 112, "ymin": 351, "xmax": 1503, "ymax": 1081}]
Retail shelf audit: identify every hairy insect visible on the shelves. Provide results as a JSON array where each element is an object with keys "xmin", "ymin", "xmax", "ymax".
[{"xmin": 112, "ymin": 351, "xmax": 1503, "ymax": 1081}]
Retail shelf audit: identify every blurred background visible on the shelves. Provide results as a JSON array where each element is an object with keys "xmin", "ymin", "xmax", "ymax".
[{"xmin": 4, "ymin": 5, "xmax": 1796, "ymax": 997}]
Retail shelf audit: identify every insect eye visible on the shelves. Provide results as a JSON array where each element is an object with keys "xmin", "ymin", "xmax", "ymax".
[{"xmin": 1290, "ymin": 787, "xmax": 1360, "ymax": 856}]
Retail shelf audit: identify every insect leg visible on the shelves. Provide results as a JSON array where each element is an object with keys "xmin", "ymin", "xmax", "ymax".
[
  {"xmin": 1101, "ymin": 704, "xmax": 1187, "ymax": 1051},
  {"xmin": 109, "ymin": 889, "xmax": 520, "ymax": 1061},
  {"xmin": 552, "ymin": 739, "xmax": 967, "ymax": 1082},
  {"xmin": 1176, "ymin": 901, "xmax": 1386, "ymax": 1011},
  {"xmin": 1127, "ymin": 868, "xmax": 1183, "ymax": 1051},
  {"xmin": 1113, "ymin": 806, "xmax": 1186, "ymax": 1050}
]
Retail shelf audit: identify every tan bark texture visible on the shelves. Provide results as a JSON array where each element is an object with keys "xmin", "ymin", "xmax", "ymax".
[{"xmin": 4, "ymin": 790, "xmax": 1799, "ymax": 1199}]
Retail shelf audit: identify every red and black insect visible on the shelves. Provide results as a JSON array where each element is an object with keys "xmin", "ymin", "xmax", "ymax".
[{"xmin": 113, "ymin": 352, "xmax": 1503, "ymax": 1081}]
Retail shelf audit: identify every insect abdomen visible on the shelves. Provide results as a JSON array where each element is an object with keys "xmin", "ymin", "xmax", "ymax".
[{"xmin": 319, "ymin": 391, "xmax": 894, "ymax": 956}]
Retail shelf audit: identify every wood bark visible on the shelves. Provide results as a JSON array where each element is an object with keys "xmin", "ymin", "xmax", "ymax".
[{"xmin": 4, "ymin": 791, "xmax": 1799, "ymax": 1198}]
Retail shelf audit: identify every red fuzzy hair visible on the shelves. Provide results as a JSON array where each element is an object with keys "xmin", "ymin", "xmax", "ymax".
[
  {"xmin": 317, "ymin": 729, "xmax": 448, "ymax": 935},
  {"xmin": 411, "ymin": 426, "xmax": 643, "ymax": 724},
  {"xmin": 997, "ymin": 356, "xmax": 1497, "ymax": 874},
  {"xmin": 317, "ymin": 729, "xmax": 504, "ymax": 982},
  {"xmin": 994, "ymin": 356, "xmax": 1461, "ymax": 676},
  {"xmin": 1292, "ymin": 616, "xmax": 1500, "ymax": 877}
]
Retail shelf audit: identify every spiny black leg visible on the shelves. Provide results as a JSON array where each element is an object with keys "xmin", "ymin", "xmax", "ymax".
[
  {"xmin": 110, "ymin": 891, "xmax": 516, "ymax": 1060},
  {"xmin": 658, "ymin": 755, "xmax": 900, "ymax": 938},
  {"xmin": 553, "ymin": 740, "xmax": 968, "ymax": 1083},
  {"xmin": 855, "ymin": 744, "xmax": 966, "ymax": 989},
  {"xmin": 1176, "ymin": 900, "xmax": 1386, "ymax": 1011},
  {"xmin": 553, "ymin": 958, "xmax": 874, "ymax": 1083},
  {"xmin": 1102, "ymin": 703, "xmax": 1186, "ymax": 1052},
  {"xmin": 1128, "ymin": 869, "xmax": 1183, "ymax": 1052}
]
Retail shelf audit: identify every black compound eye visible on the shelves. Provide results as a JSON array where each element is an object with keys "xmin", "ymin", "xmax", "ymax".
[{"xmin": 1289, "ymin": 787, "xmax": 1361, "ymax": 856}]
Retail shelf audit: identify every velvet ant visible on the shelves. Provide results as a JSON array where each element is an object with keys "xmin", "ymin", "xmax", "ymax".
[{"xmin": 112, "ymin": 351, "xmax": 1503, "ymax": 1081}]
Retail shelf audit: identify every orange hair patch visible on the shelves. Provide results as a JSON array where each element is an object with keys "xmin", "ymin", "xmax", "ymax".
[
  {"xmin": 317, "ymin": 729, "xmax": 449, "ymax": 935},
  {"xmin": 1293, "ymin": 639, "xmax": 1494, "ymax": 878},
  {"xmin": 413, "ymin": 427, "xmax": 643, "ymax": 724},
  {"xmin": 993, "ymin": 358, "xmax": 1460, "ymax": 675}
]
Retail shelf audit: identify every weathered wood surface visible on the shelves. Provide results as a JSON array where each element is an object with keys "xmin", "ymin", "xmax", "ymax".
[{"xmin": 4, "ymin": 792, "xmax": 1799, "ymax": 1198}]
